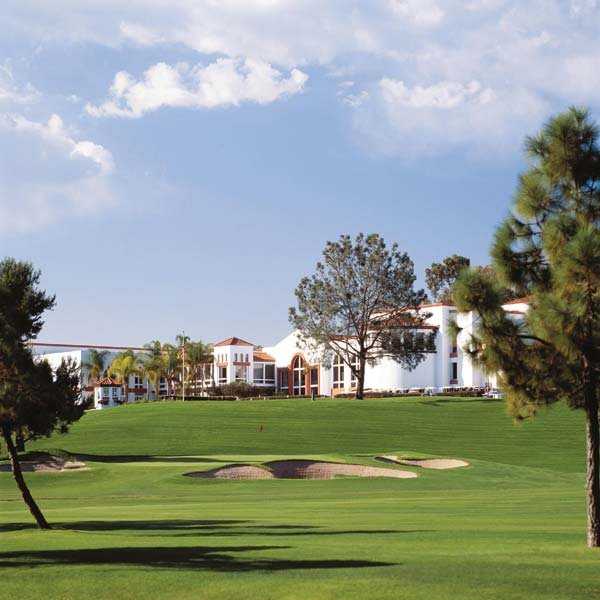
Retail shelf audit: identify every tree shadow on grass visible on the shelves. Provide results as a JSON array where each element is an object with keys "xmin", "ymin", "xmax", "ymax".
[
  {"xmin": 54, "ymin": 520, "xmax": 425, "ymax": 540},
  {"xmin": 0, "ymin": 519, "xmax": 431, "ymax": 540},
  {"xmin": 0, "ymin": 519, "xmax": 252, "ymax": 534},
  {"xmin": 169, "ymin": 529, "xmax": 418, "ymax": 538},
  {"xmin": 72, "ymin": 454, "xmax": 237, "ymax": 464},
  {"xmin": 0, "ymin": 545, "xmax": 396, "ymax": 572},
  {"xmin": 421, "ymin": 398, "xmax": 503, "ymax": 407}
]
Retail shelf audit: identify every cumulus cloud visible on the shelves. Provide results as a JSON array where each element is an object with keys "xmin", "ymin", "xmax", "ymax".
[
  {"xmin": 6, "ymin": 0, "xmax": 600, "ymax": 158},
  {"xmin": 3, "ymin": 113, "xmax": 115, "ymax": 174},
  {"xmin": 0, "ymin": 113, "xmax": 116, "ymax": 233},
  {"xmin": 86, "ymin": 58, "xmax": 308, "ymax": 118}
]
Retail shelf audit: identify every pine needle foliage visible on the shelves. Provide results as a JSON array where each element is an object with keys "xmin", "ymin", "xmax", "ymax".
[{"xmin": 452, "ymin": 107, "xmax": 600, "ymax": 547}]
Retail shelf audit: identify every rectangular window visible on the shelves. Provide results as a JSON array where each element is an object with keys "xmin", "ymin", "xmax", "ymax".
[
  {"xmin": 253, "ymin": 363, "xmax": 264, "ymax": 383},
  {"xmin": 451, "ymin": 362, "xmax": 458, "ymax": 381},
  {"xmin": 278, "ymin": 369, "xmax": 288, "ymax": 391},
  {"xmin": 333, "ymin": 355, "xmax": 345, "ymax": 389},
  {"xmin": 219, "ymin": 366, "xmax": 227, "ymax": 384},
  {"xmin": 310, "ymin": 367, "xmax": 318, "ymax": 393},
  {"xmin": 350, "ymin": 356, "xmax": 359, "ymax": 388},
  {"xmin": 235, "ymin": 365, "xmax": 246, "ymax": 382},
  {"xmin": 265, "ymin": 364, "xmax": 275, "ymax": 383}
]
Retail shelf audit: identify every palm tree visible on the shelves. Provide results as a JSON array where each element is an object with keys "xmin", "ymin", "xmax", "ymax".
[
  {"xmin": 141, "ymin": 353, "xmax": 165, "ymax": 399},
  {"xmin": 81, "ymin": 349, "xmax": 108, "ymax": 385},
  {"xmin": 108, "ymin": 350, "xmax": 141, "ymax": 403},
  {"xmin": 162, "ymin": 343, "xmax": 181, "ymax": 396},
  {"xmin": 186, "ymin": 341, "xmax": 213, "ymax": 394},
  {"xmin": 143, "ymin": 340, "xmax": 165, "ymax": 398}
]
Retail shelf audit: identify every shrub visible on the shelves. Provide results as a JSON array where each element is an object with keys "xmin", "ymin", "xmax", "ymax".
[{"xmin": 207, "ymin": 382, "xmax": 277, "ymax": 398}]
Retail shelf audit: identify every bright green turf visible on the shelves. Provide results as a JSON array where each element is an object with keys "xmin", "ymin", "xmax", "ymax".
[{"xmin": 1, "ymin": 397, "xmax": 597, "ymax": 600}]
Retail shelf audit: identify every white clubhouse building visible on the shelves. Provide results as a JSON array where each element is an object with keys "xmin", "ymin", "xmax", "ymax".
[{"xmin": 33, "ymin": 299, "xmax": 527, "ymax": 406}]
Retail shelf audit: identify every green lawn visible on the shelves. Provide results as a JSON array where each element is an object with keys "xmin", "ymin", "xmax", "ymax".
[{"xmin": 1, "ymin": 397, "xmax": 597, "ymax": 599}]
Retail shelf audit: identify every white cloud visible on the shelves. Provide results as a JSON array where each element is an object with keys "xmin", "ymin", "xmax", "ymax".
[
  {"xmin": 379, "ymin": 79, "xmax": 495, "ymax": 109},
  {"xmin": 353, "ymin": 78, "xmax": 547, "ymax": 158},
  {"xmin": 4, "ymin": 113, "xmax": 115, "ymax": 174},
  {"xmin": 389, "ymin": 0, "xmax": 445, "ymax": 27},
  {"xmin": 0, "ymin": 63, "xmax": 39, "ymax": 105},
  {"xmin": 0, "ymin": 113, "xmax": 116, "ymax": 233},
  {"xmin": 341, "ymin": 90, "xmax": 370, "ymax": 108},
  {"xmin": 86, "ymin": 58, "xmax": 308, "ymax": 118},
  {"xmin": 6, "ymin": 0, "xmax": 600, "ymax": 158},
  {"xmin": 570, "ymin": 0, "xmax": 598, "ymax": 16}
]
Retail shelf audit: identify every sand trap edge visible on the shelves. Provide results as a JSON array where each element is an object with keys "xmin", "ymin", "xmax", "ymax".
[
  {"xmin": 187, "ymin": 459, "xmax": 417, "ymax": 480},
  {"xmin": 378, "ymin": 455, "xmax": 469, "ymax": 470},
  {"xmin": 0, "ymin": 459, "xmax": 87, "ymax": 473}
]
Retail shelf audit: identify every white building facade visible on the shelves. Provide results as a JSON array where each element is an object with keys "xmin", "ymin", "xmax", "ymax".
[
  {"xmin": 208, "ymin": 299, "xmax": 527, "ymax": 396},
  {"xmin": 33, "ymin": 346, "xmax": 163, "ymax": 408},
  {"xmin": 34, "ymin": 299, "xmax": 527, "ymax": 406}
]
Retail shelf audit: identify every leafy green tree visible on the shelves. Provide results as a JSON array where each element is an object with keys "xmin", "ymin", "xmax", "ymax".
[
  {"xmin": 108, "ymin": 350, "xmax": 141, "ymax": 403},
  {"xmin": 0, "ymin": 259, "xmax": 82, "ymax": 529},
  {"xmin": 290, "ymin": 233, "xmax": 435, "ymax": 399},
  {"xmin": 425, "ymin": 255, "xmax": 471, "ymax": 303},
  {"xmin": 452, "ymin": 107, "xmax": 600, "ymax": 547}
]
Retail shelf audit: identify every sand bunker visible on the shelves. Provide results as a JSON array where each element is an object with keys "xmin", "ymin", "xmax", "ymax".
[
  {"xmin": 0, "ymin": 457, "xmax": 86, "ymax": 473},
  {"xmin": 188, "ymin": 460, "xmax": 417, "ymax": 480},
  {"xmin": 189, "ymin": 465, "xmax": 275, "ymax": 480},
  {"xmin": 266, "ymin": 460, "xmax": 417, "ymax": 480},
  {"xmin": 379, "ymin": 455, "xmax": 469, "ymax": 470}
]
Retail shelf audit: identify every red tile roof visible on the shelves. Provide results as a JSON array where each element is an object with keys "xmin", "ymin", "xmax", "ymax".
[
  {"xmin": 253, "ymin": 351, "xmax": 276, "ymax": 362},
  {"xmin": 94, "ymin": 377, "xmax": 121, "ymax": 387},
  {"xmin": 213, "ymin": 336, "xmax": 254, "ymax": 347}
]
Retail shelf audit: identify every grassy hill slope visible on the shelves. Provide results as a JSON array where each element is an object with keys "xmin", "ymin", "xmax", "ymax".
[{"xmin": 28, "ymin": 397, "xmax": 585, "ymax": 472}]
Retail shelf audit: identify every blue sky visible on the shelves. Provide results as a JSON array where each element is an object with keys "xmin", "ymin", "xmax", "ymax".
[{"xmin": 1, "ymin": 0, "xmax": 599, "ymax": 346}]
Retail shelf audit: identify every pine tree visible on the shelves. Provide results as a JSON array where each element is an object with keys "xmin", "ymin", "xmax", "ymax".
[
  {"xmin": 0, "ymin": 259, "xmax": 82, "ymax": 529},
  {"xmin": 452, "ymin": 107, "xmax": 600, "ymax": 547},
  {"xmin": 425, "ymin": 255, "xmax": 470, "ymax": 303}
]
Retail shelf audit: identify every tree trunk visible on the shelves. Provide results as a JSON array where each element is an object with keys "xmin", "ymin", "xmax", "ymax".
[
  {"xmin": 1, "ymin": 425, "xmax": 51, "ymax": 530},
  {"xmin": 585, "ymin": 398, "xmax": 600, "ymax": 547},
  {"xmin": 355, "ymin": 355, "xmax": 366, "ymax": 400},
  {"xmin": 16, "ymin": 428, "xmax": 25, "ymax": 452}
]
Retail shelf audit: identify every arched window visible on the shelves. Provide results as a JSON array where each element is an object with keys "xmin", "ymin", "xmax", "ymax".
[{"xmin": 292, "ymin": 355, "xmax": 306, "ymax": 395}]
